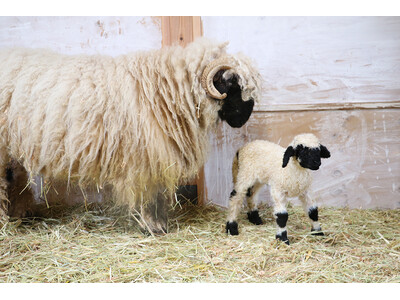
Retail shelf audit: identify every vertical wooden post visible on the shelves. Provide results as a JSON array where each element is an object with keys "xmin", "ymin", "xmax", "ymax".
[
  {"xmin": 161, "ymin": 16, "xmax": 203, "ymax": 47},
  {"xmin": 160, "ymin": 17, "xmax": 207, "ymax": 205}
]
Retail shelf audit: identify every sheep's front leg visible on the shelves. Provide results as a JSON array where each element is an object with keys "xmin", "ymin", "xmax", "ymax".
[
  {"xmin": 0, "ymin": 175, "xmax": 9, "ymax": 222},
  {"xmin": 299, "ymin": 192, "xmax": 324, "ymax": 236},
  {"xmin": 140, "ymin": 191, "xmax": 169, "ymax": 235},
  {"xmin": 0, "ymin": 152, "xmax": 10, "ymax": 223},
  {"xmin": 271, "ymin": 187, "xmax": 289, "ymax": 245},
  {"xmin": 246, "ymin": 183, "xmax": 263, "ymax": 225},
  {"xmin": 226, "ymin": 188, "xmax": 246, "ymax": 235},
  {"xmin": 7, "ymin": 160, "xmax": 36, "ymax": 218}
]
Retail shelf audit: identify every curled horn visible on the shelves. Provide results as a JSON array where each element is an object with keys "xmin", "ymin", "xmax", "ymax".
[{"xmin": 201, "ymin": 57, "xmax": 235, "ymax": 100}]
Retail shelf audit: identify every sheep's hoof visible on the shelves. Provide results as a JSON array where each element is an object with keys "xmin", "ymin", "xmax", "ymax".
[
  {"xmin": 226, "ymin": 221, "xmax": 239, "ymax": 235},
  {"xmin": 276, "ymin": 231, "xmax": 290, "ymax": 245},
  {"xmin": 137, "ymin": 213, "xmax": 168, "ymax": 236},
  {"xmin": 139, "ymin": 214, "xmax": 168, "ymax": 236},
  {"xmin": 8, "ymin": 204, "xmax": 34, "ymax": 219},
  {"xmin": 141, "ymin": 225, "xmax": 168, "ymax": 236},
  {"xmin": 139, "ymin": 196, "xmax": 169, "ymax": 235},
  {"xmin": 0, "ymin": 208, "xmax": 9, "ymax": 225},
  {"xmin": 247, "ymin": 210, "xmax": 263, "ymax": 225},
  {"xmin": 311, "ymin": 228, "xmax": 324, "ymax": 236}
]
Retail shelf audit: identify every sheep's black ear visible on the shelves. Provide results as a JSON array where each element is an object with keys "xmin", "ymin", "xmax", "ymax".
[
  {"xmin": 320, "ymin": 144, "xmax": 331, "ymax": 158},
  {"xmin": 282, "ymin": 146, "xmax": 295, "ymax": 168}
]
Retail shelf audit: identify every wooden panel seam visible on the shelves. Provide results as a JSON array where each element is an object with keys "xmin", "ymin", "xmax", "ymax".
[{"xmin": 255, "ymin": 101, "xmax": 400, "ymax": 112}]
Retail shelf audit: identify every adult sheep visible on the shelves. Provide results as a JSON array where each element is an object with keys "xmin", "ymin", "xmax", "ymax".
[{"xmin": 0, "ymin": 38, "xmax": 262, "ymax": 233}]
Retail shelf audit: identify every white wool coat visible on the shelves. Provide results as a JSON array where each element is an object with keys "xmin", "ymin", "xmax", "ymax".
[
  {"xmin": 0, "ymin": 38, "xmax": 262, "ymax": 210},
  {"xmin": 233, "ymin": 140, "xmax": 313, "ymax": 198}
]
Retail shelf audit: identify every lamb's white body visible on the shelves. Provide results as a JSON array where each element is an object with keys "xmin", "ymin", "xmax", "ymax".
[
  {"xmin": 233, "ymin": 140, "xmax": 313, "ymax": 199},
  {"xmin": 227, "ymin": 134, "xmax": 330, "ymax": 244}
]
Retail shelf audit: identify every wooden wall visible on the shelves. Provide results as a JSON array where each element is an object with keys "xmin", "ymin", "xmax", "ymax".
[{"xmin": 202, "ymin": 17, "xmax": 400, "ymax": 209}]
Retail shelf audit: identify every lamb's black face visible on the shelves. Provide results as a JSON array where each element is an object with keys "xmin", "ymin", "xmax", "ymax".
[
  {"xmin": 213, "ymin": 70, "xmax": 254, "ymax": 128},
  {"xmin": 282, "ymin": 143, "xmax": 330, "ymax": 170},
  {"xmin": 296, "ymin": 145, "xmax": 322, "ymax": 170}
]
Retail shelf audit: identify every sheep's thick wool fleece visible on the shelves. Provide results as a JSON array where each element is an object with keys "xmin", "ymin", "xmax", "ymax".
[
  {"xmin": 0, "ymin": 39, "xmax": 260, "ymax": 207},
  {"xmin": 234, "ymin": 140, "xmax": 312, "ymax": 197}
]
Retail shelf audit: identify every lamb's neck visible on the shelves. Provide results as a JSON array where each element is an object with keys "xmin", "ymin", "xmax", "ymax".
[{"xmin": 287, "ymin": 159, "xmax": 311, "ymax": 177}]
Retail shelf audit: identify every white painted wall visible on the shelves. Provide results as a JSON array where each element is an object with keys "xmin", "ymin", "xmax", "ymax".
[
  {"xmin": 0, "ymin": 16, "xmax": 161, "ymax": 55},
  {"xmin": 203, "ymin": 17, "xmax": 400, "ymax": 106}
]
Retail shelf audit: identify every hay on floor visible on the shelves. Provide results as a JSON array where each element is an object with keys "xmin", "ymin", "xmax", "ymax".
[{"xmin": 0, "ymin": 202, "xmax": 399, "ymax": 283}]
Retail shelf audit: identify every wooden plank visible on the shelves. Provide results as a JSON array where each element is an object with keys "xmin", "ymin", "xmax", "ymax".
[
  {"xmin": 161, "ymin": 16, "xmax": 206, "ymax": 204},
  {"xmin": 161, "ymin": 16, "xmax": 202, "ymax": 47}
]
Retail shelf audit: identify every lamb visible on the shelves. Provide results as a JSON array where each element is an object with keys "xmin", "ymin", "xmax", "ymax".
[
  {"xmin": 226, "ymin": 133, "xmax": 331, "ymax": 244},
  {"xmin": 0, "ymin": 38, "xmax": 262, "ymax": 233}
]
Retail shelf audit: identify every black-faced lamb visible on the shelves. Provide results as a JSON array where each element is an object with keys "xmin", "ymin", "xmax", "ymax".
[
  {"xmin": 0, "ymin": 38, "xmax": 262, "ymax": 233},
  {"xmin": 226, "ymin": 133, "xmax": 331, "ymax": 244}
]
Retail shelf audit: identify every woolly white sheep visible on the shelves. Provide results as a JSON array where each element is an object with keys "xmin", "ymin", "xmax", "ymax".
[
  {"xmin": 226, "ymin": 133, "xmax": 330, "ymax": 244},
  {"xmin": 0, "ymin": 38, "xmax": 262, "ymax": 233}
]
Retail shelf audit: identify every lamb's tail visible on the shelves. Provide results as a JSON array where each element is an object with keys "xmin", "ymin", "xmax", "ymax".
[{"xmin": 232, "ymin": 150, "xmax": 240, "ymax": 184}]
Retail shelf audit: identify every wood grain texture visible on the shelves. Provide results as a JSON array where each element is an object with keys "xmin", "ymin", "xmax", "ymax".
[
  {"xmin": 161, "ymin": 16, "xmax": 202, "ymax": 47},
  {"xmin": 205, "ymin": 109, "xmax": 400, "ymax": 209}
]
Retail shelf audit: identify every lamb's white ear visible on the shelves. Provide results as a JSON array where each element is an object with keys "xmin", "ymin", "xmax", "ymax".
[
  {"xmin": 282, "ymin": 146, "xmax": 295, "ymax": 168},
  {"xmin": 320, "ymin": 144, "xmax": 331, "ymax": 158}
]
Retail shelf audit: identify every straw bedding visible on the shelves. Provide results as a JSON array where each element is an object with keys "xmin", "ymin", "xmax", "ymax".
[{"xmin": 0, "ymin": 202, "xmax": 399, "ymax": 283}]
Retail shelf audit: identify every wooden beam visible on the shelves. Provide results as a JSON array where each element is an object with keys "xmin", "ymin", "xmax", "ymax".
[{"xmin": 160, "ymin": 17, "xmax": 207, "ymax": 205}]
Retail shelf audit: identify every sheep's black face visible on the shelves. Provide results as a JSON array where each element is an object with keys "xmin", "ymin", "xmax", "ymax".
[
  {"xmin": 296, "ymin": 145, "xmax": 322, "ymax": 170},
  {"xmin": 213, "ymin": 71, "xmax": 254, "ymax": 128}
]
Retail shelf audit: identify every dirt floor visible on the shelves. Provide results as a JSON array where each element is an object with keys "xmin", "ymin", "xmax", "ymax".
[{"xmin": 1, "ymin": 202, "xmax": 399, "ymax": 283}]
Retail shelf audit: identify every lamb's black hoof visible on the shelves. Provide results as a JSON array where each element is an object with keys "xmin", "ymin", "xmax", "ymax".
[
  {"xmin": 247, "ymin": 210, "xmax": 263, "ymax": 225},
  {"xmin": 276, "ymin": 231, "xmax": 290, "ymax": 245},
  {"xmin": 226, "ymin": 221, "xmax": 239, "ymax": 235},
  {"xmin": 311, "ymin": 228, "xmax": 325, "ymax": 236}
]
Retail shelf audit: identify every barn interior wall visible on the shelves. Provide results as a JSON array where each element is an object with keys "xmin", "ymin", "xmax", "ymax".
[
  {"xmin": 206, "ymin": 109, "xmax": 400, "ymax": 209},
  {"xmin": 0, "ymin": 16, "xmax": 162, "ymax": 54},
  {"xmin": 202, "ymin": 16, "xmax": 400, "ymax": 208}
]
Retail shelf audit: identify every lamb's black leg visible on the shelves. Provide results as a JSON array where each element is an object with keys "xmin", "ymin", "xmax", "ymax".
[
  {"xmin": 275, "ymin": 211, "xmax": 290, "ymax": 245},
  {"xmin": 247, "ymin": 210, "xmax": 263, "ymax": 225},
  {"xmin": 226, "ymin": 188, "xmax": 246, "ymax": 235},
  {"xmin": 245, "ymin": 184, "xmax": 263, "ymax": 225},
  {"xmin": 309, "ymin": 206, "xmax": 324, "ymax": 236},
  {"xmin": 226, "ymin": 221, "xmax": 239, "ymax": 235}
]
